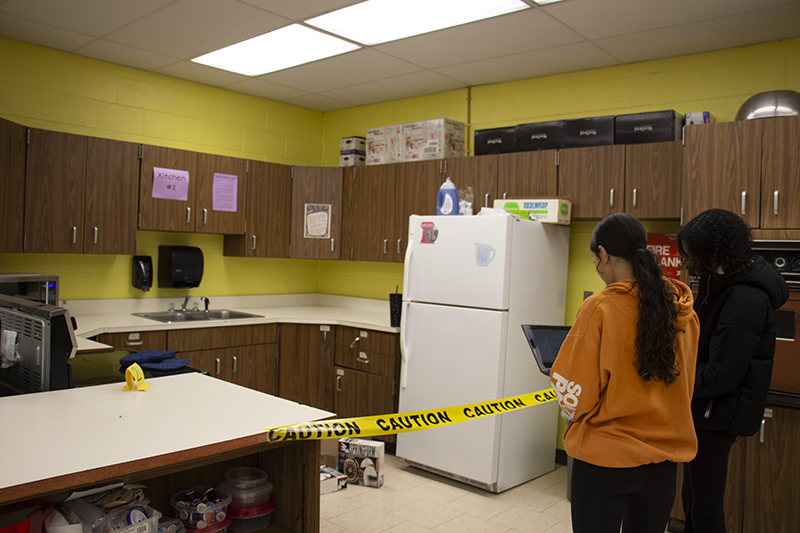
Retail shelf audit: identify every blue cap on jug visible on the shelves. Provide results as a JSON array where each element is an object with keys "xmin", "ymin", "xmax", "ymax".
[{"xmin": 436, "ymin": 178, "xmax": 460, "ymax": 216}]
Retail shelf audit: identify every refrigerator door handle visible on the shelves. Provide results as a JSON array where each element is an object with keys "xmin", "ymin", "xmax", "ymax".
[{"xmin": 400, "ymin": 300, "xmax": 410, "ymax": 388}]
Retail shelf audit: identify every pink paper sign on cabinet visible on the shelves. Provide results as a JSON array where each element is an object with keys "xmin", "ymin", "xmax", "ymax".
[
  {"xmin": 212, "ymin": 173, "xmax": 237, "ymax": 212},
  {"xmin": 152, "ymin": 167, "xmax": 189, "ymax": 201}
]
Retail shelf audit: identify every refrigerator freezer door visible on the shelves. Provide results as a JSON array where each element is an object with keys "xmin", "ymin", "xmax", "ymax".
[
  {"xmin": 403, "ymin": 215, "xmax": 513, "ymax": 311},
  {"xmin": 398, "ymin": 301, "xmax": 508, "ymax": 487}
]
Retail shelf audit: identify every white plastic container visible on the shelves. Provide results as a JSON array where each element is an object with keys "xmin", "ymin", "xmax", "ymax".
[
  {"xmin": 216, "ymin": 480, "xmax": 274, "ymax": 509},
  {"xmin": 227, "ymin": 498, "xmax": 275, "ymax": 533},
  {"xmin": 436, "ymin": 178, "xmax": 459, "ymax": 216}
]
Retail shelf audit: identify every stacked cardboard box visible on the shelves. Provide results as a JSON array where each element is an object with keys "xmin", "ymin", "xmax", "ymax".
[
  {"xmin": 366, "ymin": 125, "xmax": 403, "ymax": 165},
  {"xmin": 367, "ymin": 118, "xmax": 464, "ymax": 165},
  {"xmin": 339, "ymin": 136, "xmax": 366, "ymax": 167}
]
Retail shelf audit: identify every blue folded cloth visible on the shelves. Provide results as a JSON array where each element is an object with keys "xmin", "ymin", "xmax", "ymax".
[
  {"xmin": 119, "ymin": 350, "xmax": 180, "ymax": 367},
  {"xmin": 139, "ymin": 358, "xmax": 191, "ymax": 370}
]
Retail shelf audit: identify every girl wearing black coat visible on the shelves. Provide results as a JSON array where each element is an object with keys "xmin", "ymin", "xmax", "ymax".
[{"xmin": 677, "ymin": 209, "xmax": 789, "ymax": 533}]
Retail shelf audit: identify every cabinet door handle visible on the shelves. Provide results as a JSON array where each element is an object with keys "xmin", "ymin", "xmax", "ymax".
[
  {"xmin": 774, "ymin": 190, "xmax": 779, "ymax": 215},
  {"xmin": 72, "ymin": 226, "xmax": 77, "ymax": 244},
  {"xmin": 125, "ymin": 341, "xmax": 144, "ymax": 346},
  {"xmin": 93, "ymin": 227, "xmax": 98, "ymax": 244},
  {"xmin": 632, "ymin": 188, "xmax": 638, "ymax": 208},
  {"xmin": 397, "ymin": 239, "xmax": 402, "ymax": 255},
  {"xmin": 680, "ymin": 207, "xmax": 684, "ymax": 226},
  {"xmin": 232, "ymin": 355, "xmax": 237, "ymax": 373},
  {"xmin": 203, "ymin": 208, "xmax": 208, "ymax": 225},
  {"xmin": 252, "ymin": 235, "xmax": 257, "ymax": 250},
  {"xmin": 503, "ymin": 192, "xmax": 507, "ymax": 200},
  {"xmin": 186, "ymin": 207, "xmax": 192, "ymax": 223},
  {"xmin": 384, "ymin": 239, "xmax": 388, "ymax": 254},
  {"xmin": 331, "ymin": 238, "xmax": 335, "ymax": 253},
  {"xmin": 349, "ymin": 336, "xmax": 361, "ymax": 349},
  {"xmin": 485, "ymin": 193, "xmax": 489, "ymax": 208},
  {"xmin": 357, "ymin": 352, "xmax": 370, "ymax": 364},
  {"xmin": 760, "ymin": 408, "xmax": 773, "ymax": 443},
  {"xmin": 336, "ymin": 375, "xmax": 342, "ymax": 392},
  {"xmin": 609, "ymin": 189, "xmax": 615, "ymax": 208},
  {"xmin": 215, "ymin": 357, "xmax": 220, "ymax": 376},
  {"xmin": 741, "ymin": 191, "xmax": 746, "ymax": 215},
  {"xmin": 323, "ymin": 330, "xmax": 327, "ymax": 348}
]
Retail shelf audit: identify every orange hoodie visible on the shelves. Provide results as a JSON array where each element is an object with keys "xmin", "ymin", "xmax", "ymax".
[{"xmin": 550, "ymin": 277, "xmax": 699, "ymax": 468}]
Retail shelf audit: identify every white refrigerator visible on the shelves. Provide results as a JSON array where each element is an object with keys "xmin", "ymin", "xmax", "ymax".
[{"xmin": 397, "ymin": 214, "xmax": 570, "ymax": 492}]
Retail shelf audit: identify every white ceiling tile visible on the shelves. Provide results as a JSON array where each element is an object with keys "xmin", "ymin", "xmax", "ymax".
[
  {"xmin": 223, "ymin": 78, "xmax": 309, "ymax": 102},
  {"xmin": 374, "ymin": 9, "xmax": 584, "ymax": 68},
  {"xmin": 257, "ymin": 49, "xmax": 423, "ymax": 92},
  {"xmin": 0, "ymin": 0, "xmax": 173, "ymax": 37},
  {"xmin": 0, "ymin": 13, "xmax": 94, "ymax": 51},
  {"xmin": 541, "ymin": 0, "xmax": 800, "ymax": 40},
  {"xmin": 596, "ymin": 3, "xmax": 800, "ymax": 64},
  {"xmin": 75, "ymin": 40, "xmax": 178, "ymax": 71},
  {"xmin": 103, "ymin": 0, "xmax": 291, "ymax": 59},
  {"xmin": 435, "ymin": 42, "xmax": 619, "ymax": 86},
  {"xmin": 282, "ymin": 93, "xmax": 355, "ymax": 112},
  {"xmin": 320, "ymin": 71, "xmax": 466, "ymax": 107},
  {"xmin": 156, "ymin": 60, "xmax": 252, "ymax": 87}
]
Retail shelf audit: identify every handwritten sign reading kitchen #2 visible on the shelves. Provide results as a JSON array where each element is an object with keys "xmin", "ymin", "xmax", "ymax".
[{"xmin": 152, "ymin": 167, "xmax": 189, "ymax": 201}]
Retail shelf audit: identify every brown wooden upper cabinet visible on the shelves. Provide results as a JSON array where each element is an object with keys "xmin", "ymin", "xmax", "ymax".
[
  {"xmin": 195, "ymin": 153, "xmax": 247, "ymax": 235},
  {"xmin": 224, "ymin": 160, "xmax": 292, "ymax": 258},
  {"xmin": 0, "ymin": 118, "xmax": 26, "ymax": 253},
  {"xmin": 138, "ymin": 145, "xmax": 198, "ymax": 232},
  {"xmin": 760, "ymin": 116, "xmax": 800, "ymax": 230},
  {"xmin": 342, "ymin": 165, "xmax": 397, "ymax": 262},
  {"xmin": 496, "ymin": 150, "xmax": 558, "ymax": 205},
  {"xmin": 682, "ymin": 120, "xmax": 762, "ymax": 228},
  {"xmin": 558, "ymin": 145, "xmax": 626, "ymax": 219},
  {"xmin": 394, "ymin": 160, "xmax": 443, "ymax": 262},
  {"xmin": 290, "ymin": 166, "xmax": 343, "ymax": 259},
  {"xmin": 445, "ymin": 155, "xmax": 498, "ymax": 213},
  {"xmin": 25, "ymin": 130, "xmax": 138, "ymax": 254},
  {"xmin": 624, "ymin": 141, "xmax": 682, "ymax": 219}
]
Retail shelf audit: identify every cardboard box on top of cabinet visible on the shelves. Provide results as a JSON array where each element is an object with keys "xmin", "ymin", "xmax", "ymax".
[
  {"xmin": 340, "ymin": 136, "xmax": 366, "ymax": 152},
  {"xmin": 338, "ymin": 438, "xmax": 384, "ymax": 488},
  {"xmin": 403, "ymin": 118, "xmax": 465, "ymax": 162},
  {"xmin": 493, "ymin": 198, "xmax": 572, "ymax": 225},
  {"xmin": 366, "ymin": 125, "xmax": 403, "ymax": 165},
  {"xmin": 339, "ymin": 152, "xmax": 366, "ymax": 167},
  {"xmin": 685, "ymin": 112, "xmax": 715, "ymax": 125}
]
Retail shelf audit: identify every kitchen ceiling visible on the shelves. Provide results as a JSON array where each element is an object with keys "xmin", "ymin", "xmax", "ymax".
[{"xmin": 0, "ymin": 0, "xmax": 798, "ymax": 113}]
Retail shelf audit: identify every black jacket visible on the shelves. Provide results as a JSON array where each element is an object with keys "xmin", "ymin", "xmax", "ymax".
[{"xmin": 692, "ymin": 255, "xmax": 789, "ymax": 436}]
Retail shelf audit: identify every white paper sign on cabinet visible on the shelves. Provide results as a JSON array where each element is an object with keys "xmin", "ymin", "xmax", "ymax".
[
  {"xmin": 212, "ymin": 173, "xmax": 237, "ymax": 212},
  {"xmin": 305, "ymin": 203, "xmax": 331, "ymax": 238}
]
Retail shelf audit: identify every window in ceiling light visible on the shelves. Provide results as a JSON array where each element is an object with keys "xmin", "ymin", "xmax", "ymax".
[
  {"xmin": 191, "ymin": 24, "xmax": 360, "ymax": 76},
  {"xmin": 306, "ymin": 0, "xmax": 530, "ymax": 46}
]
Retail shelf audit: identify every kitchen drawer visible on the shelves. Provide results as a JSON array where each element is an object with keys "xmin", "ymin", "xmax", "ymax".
[
  {"xmin": 335, "ymin": 344, "xmax": 395, "ymax": 379},
  {"xmin": 336, "ymin": 326, "xmax": 397, "ymax": 357},
  {"xmin": 95, "ymin": 330, "xmax": 167, "ymax": 352},
  {"xmin": 168, "ymin": 324, "xmax": 277, "ymax": 351}
]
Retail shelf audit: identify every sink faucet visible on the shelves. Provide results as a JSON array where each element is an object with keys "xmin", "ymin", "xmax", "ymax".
[
  {"xmin": 181, "ymin": 293, "xmax": 191, "ymax": 311},
  {"xmin": 200, "ymin": 296, "xmax": 210, "ymax": 312}
]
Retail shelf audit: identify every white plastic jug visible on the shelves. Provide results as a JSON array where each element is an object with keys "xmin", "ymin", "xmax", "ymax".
[{"xmin": 436, "ymin": 178, "xmax": 460, "ymax": 216}]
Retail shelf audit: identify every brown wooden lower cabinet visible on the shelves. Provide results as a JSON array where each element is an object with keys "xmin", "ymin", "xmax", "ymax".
[
  {"xmin": 278, "ymin": 324, "xmax": 334, "ymax": 412},
  {"xmin": 333, "ymin": 366, "xmax": 394, "ymax": 419},
  {"xmin": 670, "ymin": 402, "xmax": 800, "ymax": 533},
  {"xmin": 95, "ymin": 330, "xmax": 168, "ymax": 352}
]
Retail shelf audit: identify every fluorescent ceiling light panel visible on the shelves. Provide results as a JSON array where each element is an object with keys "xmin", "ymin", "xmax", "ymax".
[
  {"xmin": 306, "ymin": 0, "xmax": 530, "ymax": 46},
  {"xmin": 535, "ymin": 0, "xmax": 566, "ymax": 5},
  {"xmin": 192, "ymin": 24, "xmax": 360, "ymax": 76}
]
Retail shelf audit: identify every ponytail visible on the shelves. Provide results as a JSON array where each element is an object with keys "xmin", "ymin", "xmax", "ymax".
[{"xmin": 591, "ymin": 213, "xmax": 680, "ymax": 385}]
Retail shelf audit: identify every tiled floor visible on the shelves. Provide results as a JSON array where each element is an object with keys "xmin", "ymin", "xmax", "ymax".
[{"xmin": 320, "ymin": 453, "xmax": 572, "ymax": 533}]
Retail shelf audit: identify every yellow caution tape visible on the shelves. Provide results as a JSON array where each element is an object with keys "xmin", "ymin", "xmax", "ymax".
[{"xmin": 266, "ymin": 388, "xmax": 558, "ymax": 442}]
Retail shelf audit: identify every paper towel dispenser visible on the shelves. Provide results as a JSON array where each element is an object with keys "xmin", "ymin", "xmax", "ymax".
[{"xmin": 158, "ymin": 246, "xmax": 204, "ymax": 289}]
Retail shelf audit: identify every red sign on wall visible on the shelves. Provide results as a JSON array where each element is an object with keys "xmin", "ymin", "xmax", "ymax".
[{"xmin": 647, "ymin": 233, "xmax": 681, "ymax": 280}]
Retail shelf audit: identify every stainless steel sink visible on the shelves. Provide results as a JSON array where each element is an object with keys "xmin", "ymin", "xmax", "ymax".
[{"xmin": 133, "ymin": 310, "xmax": 263, "ymax": 323}]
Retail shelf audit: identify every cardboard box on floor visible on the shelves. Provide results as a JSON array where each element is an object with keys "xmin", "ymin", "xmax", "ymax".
[{"xmin": 338, "ymin": 438, "xmax": 384, "ymax": 488}]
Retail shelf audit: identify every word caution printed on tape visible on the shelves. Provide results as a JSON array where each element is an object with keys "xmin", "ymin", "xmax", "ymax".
[{"xmin": 266, "ymin": 388, "xmax": 558, "ymax": 442}]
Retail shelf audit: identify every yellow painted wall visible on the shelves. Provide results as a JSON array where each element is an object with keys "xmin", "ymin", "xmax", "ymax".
[{"xmin": 1, "ymin": 36, "xmax": 799, "ymax": 306}]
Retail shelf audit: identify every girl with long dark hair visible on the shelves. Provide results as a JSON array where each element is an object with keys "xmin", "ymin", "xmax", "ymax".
[
  {"xmin": 550, "ymin": 212, "xmax": 700, "ymax": 533},
  {"xmin": 677, "ymin": 209, "xmax": 788, "ymax": 533}
]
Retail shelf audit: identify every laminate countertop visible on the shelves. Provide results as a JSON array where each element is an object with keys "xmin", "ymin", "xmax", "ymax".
[{"xmin": 66, "ymin": 294, "xmax": 400, "ymax": 352}]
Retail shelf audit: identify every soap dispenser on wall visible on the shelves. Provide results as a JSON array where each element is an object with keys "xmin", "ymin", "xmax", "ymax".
[{"xmin": 132, "ymin": 256, "xmax": 153, "ymax": 292}]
